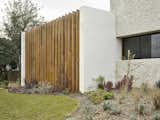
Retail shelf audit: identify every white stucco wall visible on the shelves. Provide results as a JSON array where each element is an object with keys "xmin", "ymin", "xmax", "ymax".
[
  {"xmin": 116, "ymin": 59, "xmax": 160, "ymax": 88},
  {"xmin": 79, "ymin": 6, "xmax": 121, "ymax": 93},
  {"xmin": 111, "ymin": 0, "xmax": 160, "ymax": 37},
  {"xmin": 21, "ymin": 32, "xmax": 25, "ymax": 86}
]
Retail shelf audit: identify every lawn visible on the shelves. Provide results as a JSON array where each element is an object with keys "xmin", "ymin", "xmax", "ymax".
[{"xmin": 0, "ymin": 89, "xmax": 79, "ymax": 120}]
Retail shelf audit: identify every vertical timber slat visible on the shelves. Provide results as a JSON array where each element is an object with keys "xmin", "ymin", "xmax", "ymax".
[{"xmin": 25, "ymin": 10, "xmax": 80, "ymax": 92}]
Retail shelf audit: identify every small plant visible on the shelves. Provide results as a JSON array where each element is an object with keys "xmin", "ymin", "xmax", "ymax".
[
  {"xmin": 118, "ymin": 92, "xmax": 125, "ymax": 104},
  {"xmin": 103, "ymin": 92, "xmax": 114, "ymax": 100},
  {"xmin": 87, "ymin": 89, "xmax": 114, "ymax": 104},
  {"xmin": 110, "ymin": 106, "xmax": 121, "ymax": 115},
  {"xmin": 137, "ymin": 103, "xmax": 145, "ymax": 115},
  {"xmin": 130, "ymin": 114, "xmax": 137, "ymax": 120},
  {"xmin": 152, "ymin": 113, "xmax": 160, "ymax": 120},
  {"xmin": 103, "ymin": 102, "xmax": 112, "ymax": 111},
  {"xmin": 62, "ymin": 88, "xmax": 70, "ymax": 95},
  {"xmin": 151, "ymin": 88, "xmax": 160, "ymax": 110},
  {"xmin": 141, "ymin": 83, "xmax": 149, "ymax": 94},
  {"xmin": 25, "ymin": 80, "xmax": 38, "ymax": 89},
  {"xmin": 104, "ymin": 81, "xmax": 113, "ymax": 91},
  {"xmin": 87, "ymin": 91, "xmax": 104, "ymax": 104},
  {"xmin": 94, "ymin": 75, "xmax": 105, "ymax": 89},
  {"xmin": 132, "ymin": 90, "xmax": 141, "ymax": 110},
  {"xmin": 83, "ymin": 105, "xmax": 94, "ymax": 120},
  {"xmin": 115, "ymin": 75, "xmax": 133, "ymax": 91},
  {"xmin": 155, "ymin": 80, "xmax": 160, "ymax": 89},
  {"xmin": 103, "ymin": 102, "xmax": 121, "ymax": 115}
]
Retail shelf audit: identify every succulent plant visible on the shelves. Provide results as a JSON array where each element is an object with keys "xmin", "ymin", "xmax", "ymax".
[
  {"xmin": 103, "ymin": 102, "xmax": 112, "ymax": 111},
  {"xmin": 152, "ymin": 113, "xmax": 160, "ymax": 120}
]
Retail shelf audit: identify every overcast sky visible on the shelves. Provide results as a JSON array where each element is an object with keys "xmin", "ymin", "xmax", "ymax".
[{"xmin": 0, "ymin": 0, "xmax": 110, "ymax": 24}]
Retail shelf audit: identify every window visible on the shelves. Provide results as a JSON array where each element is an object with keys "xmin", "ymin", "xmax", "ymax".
[
  {"xmin": 123, "ymin": 33, "xmax": 160, "ymax": 59},
  {"xmin": 151, "ymin": 34, "xmax": 160, "ymax": 58}
]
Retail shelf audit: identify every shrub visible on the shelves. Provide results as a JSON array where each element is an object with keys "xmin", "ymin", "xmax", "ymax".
[
  {"xmin": 62, "ymin": 88, "xmax": 70, "ymax": 95},
  {"xmin": 104, "ymin": 81, "xmax": 113, "ymax": 91},
  {"xmin": 94, "ymin": 75, "xmax": 105, "ymax": 89},
  {"xmin": 103, "ymin": 92, "xmax": 114, "ymax": 100},
  {"xmin": 9, "ymin": 81, "xmax": 60, "ymax": 95},
  {"xmin": 155, "ymin": 80, "xmax": 160, "ymax": 89},
  {"xmin": 137, "ymin": 103, "xmax": 145, "ymax": 115},
  {"xmin": 0, "ymin": 80, "xmax": 9, "ymax": 88},
  {"xmin": 152, "ymin": 113, "xmax": 160, "ymax": 120},
  {"xmin": 151, "ymin": 89, "xmax": 160, "ymax": 110},
  {"xmin": 87, "ymin": 89, "xmax": 105, "ymax": 104},
  {"xmin": 115, "ymin": 75, "xmax": 133, "ymax": 91},
  {"xmin": 25, "ymin": 80, "xmax": 38, "ymax": 89},
  {"xmin": 87, "ymin": 89, "xmax": 114, "ymax": 104}
]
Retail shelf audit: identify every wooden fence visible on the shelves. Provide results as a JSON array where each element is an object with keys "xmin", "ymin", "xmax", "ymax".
[{"xmin": 25, "ymin": 10, "xmax": 80, "ymax": 92}]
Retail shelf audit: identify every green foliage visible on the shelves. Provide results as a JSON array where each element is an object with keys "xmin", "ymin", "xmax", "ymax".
[
  {"xmin": 1, "ymin": 0, "xmax": 43, "ymax": 66},
  {"xmin": 130, "ymin": 114, "xmax": 137, "ymax": 120},
  {"xmin": 103, "ymin": 102, "xmax": 121, "ymax": 115},
  {"xmin": 103, "ymin": 102, "xmax": 112, "ymax": 111},
  {"xmin": 141, "ymin": 83, "xmax": 149, "ymax": 94},
  {"xmin": 83, "ymin": 105, "xmax": 94, "ymax": 120},
  {"xmin": 0, "ymin": 80, "xmax": 9, "ymax": 88},
  {"xmin": 155, "ymin": 80, "xmax": 160, "ymax": 89},
  {"xmin": 0, "ymin": 72, "xmax": 7, "ymax": 81},
  {"xmin": 110, "ymin": 106, "xmax": 121, "ymax": 115},
  {"xmin": 152, "ymin": 113, "xmax": 160, "ymax": 120},
  {"xmin": 137, "ymin": 103, "xmax": 145, "ymax": 115},
  {"xmin": 87, "ymin": 89, "xmax": 114, "ymax": 104},
  {"xmin": 0, "ymin": 38, "xmax": 16, "ymax": 65},
  {"xmin": 62, "ymin": 88, "xmax": 70, "ymax": 95},
  {"xmin": 94, "ymin": 75, "xmax": 105, "ymax": 89},
  {"xmin": 103, "ymin": 92, "xmax": 114, "ymax": 100}
]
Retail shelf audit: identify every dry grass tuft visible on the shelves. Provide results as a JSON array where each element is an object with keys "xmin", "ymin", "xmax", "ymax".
[{"xmin": 151, "ymin": 88, "xmax": 160, "ymax": 110}]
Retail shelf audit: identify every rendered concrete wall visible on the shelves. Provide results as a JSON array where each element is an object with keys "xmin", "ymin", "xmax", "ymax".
[
  {"xmin": 111, "ymin": 0, "xmax": 160, "ymax": 37},
  {"xmin": 116, "ymin": 59, "xmax": 160, "ymax": 88},
  {"xmin": 79, "ymin": 6, "xmax": 121, "ymax": 93},
  {"xmin": 21, "ymin": 32, "xmax": 25, "ymax": 86}
]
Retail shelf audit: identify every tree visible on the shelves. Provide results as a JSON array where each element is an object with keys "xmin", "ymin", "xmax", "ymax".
[
  {"xmin": 0, "ymin": 38, "xmax": 14, "ymax": 65},
  {"xmin": 2, "ymin": 0, "xmax": 43, "ymax": 69}
]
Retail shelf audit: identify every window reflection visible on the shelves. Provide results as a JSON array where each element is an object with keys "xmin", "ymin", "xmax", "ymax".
[{"xmin": 123, "ymin": 33, "xmax": 160, "ymax": 59}]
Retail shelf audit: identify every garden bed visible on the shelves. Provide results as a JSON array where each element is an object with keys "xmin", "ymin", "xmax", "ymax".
[{"xmin": 68, "ymin": 88, "xmax": 160, "ymax": 120}]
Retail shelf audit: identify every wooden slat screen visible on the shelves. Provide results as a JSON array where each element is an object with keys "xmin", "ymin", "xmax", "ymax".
[{"xmin": 25, "ymin": 10, "xmax": 80, "ymax": 92}]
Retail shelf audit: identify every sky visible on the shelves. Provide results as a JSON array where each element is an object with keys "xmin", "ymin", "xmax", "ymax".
[
  {"xmin": 36, "ymin": 0, "xmax": 110, "ymax": 21},
  {"xmin": 0, "ymin": 0, "xmax": 110, "ymax": 22},
  {"xmin": 0, "ymin": 0, "xmax": 110, "ymax": 36}
]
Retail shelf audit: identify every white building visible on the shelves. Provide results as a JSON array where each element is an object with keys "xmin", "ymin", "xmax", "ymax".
[{"xmin": 21, "ymin": 0, "xmax": 160, "ymax": 93}]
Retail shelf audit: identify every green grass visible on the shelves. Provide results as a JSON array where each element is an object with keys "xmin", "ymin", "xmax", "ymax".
[{"xmin": 0, "ymin": 89, "xmax": 79, "ymax": 120}]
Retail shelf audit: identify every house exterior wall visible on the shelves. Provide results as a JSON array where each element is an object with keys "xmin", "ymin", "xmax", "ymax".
[
  {"xmin": 111, "ymin": 0, "xmax": 160, "ymax": 37},
  {"xmin": 116, "ymin": 59, "xmax": 160, "ymax": 87},
  {"xmin": 79, "ymin": 6, "xmax": 121, "ymax": 93},
  {"xmin": 111, "ymin": 0, "xmax": 160, "ymax": 87}
]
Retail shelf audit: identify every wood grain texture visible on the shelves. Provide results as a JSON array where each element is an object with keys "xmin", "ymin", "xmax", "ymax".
[{"xmin": 25, "ymin": 11, "xmax": 79, "ymax": 92}]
